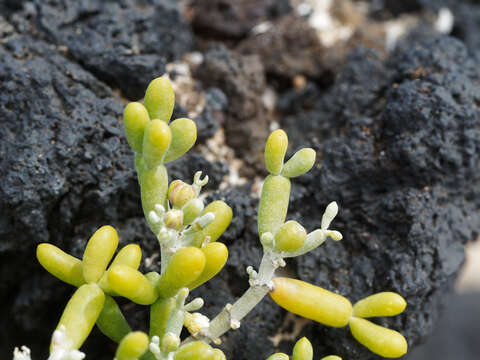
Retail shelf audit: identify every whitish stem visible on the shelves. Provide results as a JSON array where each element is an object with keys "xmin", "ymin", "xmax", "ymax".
[
  {"xmin": 166, "ymin": 289, "xmax": 189, "ymax": 339},
  {"xmin": 186, "ymin": 250, "xmax": 282, "ymax": 343},
  {"xmin": 160, "ymin": 241, "xmax": 176, "ymax": 274}
]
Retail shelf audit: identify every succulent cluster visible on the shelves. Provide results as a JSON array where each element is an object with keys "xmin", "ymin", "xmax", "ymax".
[{"xmin": 14, "ymin": 77, "xmax": 408, "ymax": 360}]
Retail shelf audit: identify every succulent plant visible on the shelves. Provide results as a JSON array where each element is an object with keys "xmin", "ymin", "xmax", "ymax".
[{"xmin": 13, "ymin": 77, "xmax": 408, "ymax": 360}]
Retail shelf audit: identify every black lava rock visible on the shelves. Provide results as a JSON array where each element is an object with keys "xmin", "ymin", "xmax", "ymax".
[
  {"xmin": 19, "ymin": 0, "xmax": 194, "ymax": 99},
  {"xmin": 195, "ymin": 87, "xmax": 229, "ymax": 143},
  {"xmin": 190, "ymin": 0, "xmax": 291, "ymax": 40},
  {"xmin": 371, "ymin": 0, "xmax": 480, "ymax": 60},
  {"xmin": 236, "ymin": 14, "xmax": 327, "ymax": 81},
  {"xmin": 450, "ymin": 3, "xmax": 480, "ymax": 59},
  {"xmin": 194, "ymin": 44, "xmax": 270, "ymax": 174},
  {"xmin": 0, "ymin": 31, "xmax": 132, "ymax": 358}
]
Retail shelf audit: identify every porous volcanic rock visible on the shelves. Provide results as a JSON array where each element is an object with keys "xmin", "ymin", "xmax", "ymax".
[
  {"xmin": 15, "ymin": 0, "xmax": 194, "ymax": 100},
  {"xmin": 190, "ymin": 0, "xmax": 291, "ymax": 40},
  {"xmin": 236, "ymin": 15, "xmax": 327, "ymax": 81},
  {"xmin": 371, "ymin": 0, "xmax": 480, "ymax": 58},
  {"xmin": 0, "ymin": 31, "xmax": 131, "ymax": 358},
  {"xmin": 449, "ymin": 3, "xmax": 480, "ymax": 59},
  {"xmin": 194, "ymin": 43, "xmax": 271, "ymax": 175}
]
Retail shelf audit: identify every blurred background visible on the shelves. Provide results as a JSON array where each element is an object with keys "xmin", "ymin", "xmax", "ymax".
[{"xmin": 1, "ymin": 0, "xmax": 479, "ymax": 359}]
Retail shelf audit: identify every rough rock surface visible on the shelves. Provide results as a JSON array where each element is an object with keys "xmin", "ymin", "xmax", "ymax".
[
  {"xmin": 450, "ymin": 3, "xmax": 480, "ymax": 59},
  {"xmin": 6, "ymin": 0, "xmax": 193, "ymax": 100},
  {"xmin": 1, "ymin": 0, "xmax": 480, "ymax": 359},
  {"xmin": 194, "ymin": 44, "xmax": 271, "ymax": 175},
  {"xmin": 237, "ymin": 15, "xmax": 327, "ymax": 81},
  {"xmin": 190, "ymin": 0, "xmax": 291, "ymax": 40},
  {"xmin": 372, "ymin": 0, "xmax": 480, "ymax": 60}
]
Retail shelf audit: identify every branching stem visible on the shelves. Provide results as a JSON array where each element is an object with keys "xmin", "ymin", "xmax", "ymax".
[{"xmin": 185, "ymin": 250, "xmax": 282, "ymax": 343}]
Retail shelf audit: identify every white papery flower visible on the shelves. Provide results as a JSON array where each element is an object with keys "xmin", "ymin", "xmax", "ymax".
[
  {"xmin": 13, "ymin": 346, "xmax": 31, "ymax": 360},
  {"xmin": 47, "ymin": 325, "xmax": 85, "ymax": 360}
]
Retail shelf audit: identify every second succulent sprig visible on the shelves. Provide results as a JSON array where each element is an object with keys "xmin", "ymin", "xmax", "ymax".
[{"xmin": 184, "ymin": 130, "xmax": 345, "ymax": 348}]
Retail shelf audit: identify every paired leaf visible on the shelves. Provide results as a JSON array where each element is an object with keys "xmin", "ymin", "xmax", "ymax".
[
  {"xmin": 174, "ymin": 341, "xmax": 214, "ymax": 360},
  {"xmin": 144, "ymin": 77, "xmax": 175, "ymax": 123},
  {"xmin": 281, "ymin": 148, "xmax": 316, "ymax": 178},
  {"xmin": 164, "ymin": 118, "xmax": 197, "ymax": 163},
  {"xmin": 99, "ymin": 244, "xmax": 142, "ymax": 294},
  {"xmin": 266, "ymin": 354, "xmax": 289, "ymax": 360},
  {"xmin": 349, "ymin": 317, "xmax": 407, "ymax": 358},
  {"xmin": 97, "ymin": 295, "xmax": 131, "ymax": 343},
  {"xmin": 274, "ymin": 220, "xmax": 306, "ymax": 253},
  {"xmin": 192, "ymin": 201, "xmax": 232, "ymax": 247},
  {"xmin": 116, "ymin": 331, "xmax": 149, "ymax": 360},
  {"xmin": 108, "ymin": 265, "xmax": 159, "ymax": 305},
  {"xmin": 353, "ymin": 292, "xmax": 406, "ymax": 318},
  {"xmin": 265, "ymin": 129, "xmax": 288, "ymax": 175},
  {"xmin": 188, "ymin": 242, "xmax": 228, "ymax": 290},
  {"xmin": 157, "ymin": 247, "xmax": 206, "ymax": 298},
  {"xmin": 54, "ymin": 284, "xmax": 105, "ymax": 350},
  {"xmin": 292, "ymin": 337, "xmax": 313, "ymax": 360},
  {"xmin": 270, "ymin": 278, "xmax": 352, "ymax": 327},
  {"xmin": 83, "ymin": 226, "xmax": 118, "ymax": 284},
  {"xmin": 142, "ymin": 120, "xmax": 172, "ymax": 169},
  {"xmin": 37, "ymin": 243, "xmax": 84, "ymax": 287},
  {"xmin": 123, "ymin": 102, "xmax": 150, "ymax": 153}
]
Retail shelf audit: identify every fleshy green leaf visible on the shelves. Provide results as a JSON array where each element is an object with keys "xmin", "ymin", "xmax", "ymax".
[
  {"xmin": 82, "ymin": 226, "xmax": 118, "ymax": 284},
  {"xmin": 157, "ymin": 247, "xmax": 206, "ymax": 298},
  {"xmin": 164, "ymin": 118, "xmax": 197, "ymax": 163},
  {"xmin": 108, "ymin": 265, "xmax": 158, "ymax": 305},
  {"xmin": 353, "ymin": 292, "xmax": 407, "ymax": 318},
  {"xmin": 37, "ymin": 243, "xmax": 84, "ymax": 287},
  {"xmin": 281, "ymin": 148, "xmax": 316, "ymax": 178},
  {"xmin": 96, "ymin": 295, "xmax": 131, "ymax": 343},
  {"xmin": 54, "ymin": 284, "xmax": 105, "ymax": 350},
  {"xmin": 292, "ymin": 337, "xmax": 313, "ymax": 360},
  {"xmin": 123, "ymin": 102, "xmax": 150, "ymax": 153},
  {"xmin": 270, "ymin": 277, "xmax": 352, "ymax": 328},
  {"xmin": 144, "ymin": 77, "xmax": 175, "ymax": 123},
  {"xmin": 265, "ymin": 129, "xmax": 288, "ymax": 175},
  {"xmin": 349, "ymin": 317, "xmax": 407, "ymax": 358},
  {"xmin": 115, "ymin": 331, "xmax": 149, "ymax": 360},
  {"xmin": 188, "ymin": 242, "xmax": 228, "ymax": 290},
  {"xmin": 258, "ymin": 175, "xmax": 291, "ymax": 237}
]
